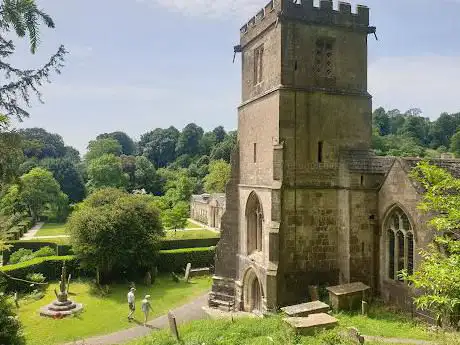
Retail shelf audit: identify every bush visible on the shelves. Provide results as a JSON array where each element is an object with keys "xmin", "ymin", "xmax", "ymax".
[
  {"xmin": 2, "ymin": 241, "xmax": 71, "ymax": 265},
  {"xmin": 26, "ymin": 273, "xmax": 46, "ymax": 284},
  {"xmin": 0, "ymin": 256, "xmax": 87, "ymax": 292},
  {"xmin": 9, "ymin": 249, "xmax": 35, "ymax": 265},
  {"xmin": 34, "ymin": 246, "xmax": 56, "ymax": 258},
  {"xmin": 0, "ymin": 295, "xmax": 25, "ymax": 345},
  {"xmin": 156, "ymin": 247, "xmax": 215, "ymax": 273}
]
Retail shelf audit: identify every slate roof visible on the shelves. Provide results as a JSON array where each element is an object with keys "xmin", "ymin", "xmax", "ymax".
[
  {"xmin": 400, "ymin": 158, "xmax": 460, "ymax": 179},
  {"xmin": 191, "ymin": 193, "xmax": 226, "ymax": 208},
  {"xmin": 340, "ymin": 149, "xmax": 395, "ymax": 175}
]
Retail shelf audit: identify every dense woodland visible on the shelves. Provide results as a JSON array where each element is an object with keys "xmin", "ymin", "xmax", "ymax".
[{"xmin": 2, "ymin": 106, "xmax": 460, "ymax": 221}]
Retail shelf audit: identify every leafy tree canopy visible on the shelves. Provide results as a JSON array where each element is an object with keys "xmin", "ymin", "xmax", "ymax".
[
  {"xmin": 204, "ymin": 160, "xmax": 231, "ymax": 193},
  {"xmin": 19, "ymin": 127, "xmax": 66, "ymax": 159},
  {"xmin": 85, "ymin": 138, "xmax": 122, "ymax": 162},
  {"xmin": 68, "ymin": 188, "xmax": 164, "ymax": 283},
  {"xmin": 97, "ymin": 131, "xmax": 136, "ymax": 156},
  {"xmin": 86, "ymin": 154, "xmax": 127, "ymax": 192}
]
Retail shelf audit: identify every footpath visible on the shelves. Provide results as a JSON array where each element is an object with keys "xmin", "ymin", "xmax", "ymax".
[{"xmin": 64, "ymin": 294, "xmax": 208, "ymax": 345}]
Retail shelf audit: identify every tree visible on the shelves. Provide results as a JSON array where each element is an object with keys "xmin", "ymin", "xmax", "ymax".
[
  {"xmin": 85, "ymin": 138, "xmax": 122, "ymax": 162},
  {"xmin": 97, "ymin": 131, "xmax": 136, "ymax": 156},
  {"xmin": 162, "ymin": 201, "xmax": 189, "ymax": 231},
  {"xmin": 134, "ymin": 156, "xmax": 160, "ymax": 194},
  {"xmin": 18, "ymin": 167, "xmax": 67, "ymax": 221},
  {"xmin": 0, "ymin": 295, "xmax": 25, "ymax": 345},
  {"xmin": 372, "ymin": 107, "xmax": 390, "ymax": 136},
  {"xmin": 429, "ymin": 113, "xmax": 460, "ymax": 148},
  {"xmin": 86, "ymin": 154, "xmax": 127, "ymax": 192},
  {"xmin": 0, "ymin": 0, "xmax": 67, "ymax": 122},
  {"xmin": 204, "ymin": 160, "xmax": 231, "ymax": 193},
  {"xmin": 402, "ymin": 161, "xmax": 460, "ymax": 327},
  {"xmin": 199, "ymin": 131, "xmax": 217, "ymax": 156},
  {"xmin": 140, "ymin": 127, "xmax": 179, "ymax": 168},
  {"xmin": 63, "ymin": 146, "xmax": 81, "ymax": 163},
  {"xmin": 68, "ymin": 189, "xmax": 164, "ymax": 283},
  {"xmin": 210, "ymin": 131, "xmax": 237, "ymax": 163},
  {"xmin": 450, "ymin": 131, "xmax": 460, "ymax": 158},
  {"xmin": 213, "ymin": 126, "xmax": 227, "ymax": 143},
  {"xmin": 162, "ymin": 170, "xmax": 196, "ymax": 206},
  {"xmin": 0, "ymin": 129, "xmax": 24, "ymax": 190},
  {"xmin": 19, "ymin": 128, "xmax": 66, "ymax": 159},
  {"xmin": 175, "ymin": 123, "xmax": 204, "ymax": 157},
  {"xmin": 40, "ymin": 158, "xmax": 86, "ymax": 202}
]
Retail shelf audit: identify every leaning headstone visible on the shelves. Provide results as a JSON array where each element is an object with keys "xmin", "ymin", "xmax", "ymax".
[
  {"xmin": 144, "ymin": 271, "xmax": 152, "ymax": 286},
  {"xmin": 361, "ymin": 300, "xmax": 368, "ymax": 315},
  {"xmin": 308, "ymin": 285, "xmax": 319, "ymax": 301},
  {"xmin": 184, "ymin": 263, "xmax": 192, "ymax": 282},
  {"xmin": 168, "ymin": 311, "xmax": 180, "ymax": 340}
]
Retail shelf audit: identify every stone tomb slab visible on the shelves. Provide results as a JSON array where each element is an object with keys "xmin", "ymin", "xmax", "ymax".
[
  {"xmin": 326, "ymin": 282, "xmax": 370, "ymax": 311},
  {"xmin": 281, "ymin": 301, "xmax": 330, "ymax": 317},
  {"xmin": 284, "ymin": 313, "xmax": 338, "ymax": 335}
]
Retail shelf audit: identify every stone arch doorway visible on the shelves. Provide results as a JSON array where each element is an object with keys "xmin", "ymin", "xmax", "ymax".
[
  {"xmin": 245, "ymin": 192, "xmax": 264, "ymax": 254},
  {"xmin": 243, "ymin": 268, "xmax": 263, "ymax": 312}
]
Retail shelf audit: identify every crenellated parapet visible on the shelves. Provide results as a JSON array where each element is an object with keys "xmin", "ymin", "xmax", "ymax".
[{"xmin": 240, "ymin": 0, "xmax": 372, "ymax": 47}]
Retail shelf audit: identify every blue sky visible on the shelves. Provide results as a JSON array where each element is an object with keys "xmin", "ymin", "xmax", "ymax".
[{"xmin": 12, "ymin": 0, "xmax": 460, "ymax": 153}]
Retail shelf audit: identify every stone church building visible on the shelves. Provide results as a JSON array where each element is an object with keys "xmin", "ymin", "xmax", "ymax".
[{"xmin": 208, "ymin": 0, "xmax": 460, "ymax": 314}]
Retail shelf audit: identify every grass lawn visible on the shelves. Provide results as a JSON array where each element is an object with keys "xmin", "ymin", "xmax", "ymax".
[
  {"xmin": 165, "ymin": 229, "xmax": 220, "ymax": 240},
  {"xmin": 17, "ymin": 275, "xmax": 211, "ymax": 345},
  {"xmin": 127, "ymin": 304, "xmax": 458, "ymax": 345},
  {"xmin": 19, "ymin": 237, "xmax": 70, "ymax": 245},
  {"xmin": 185, "ymin": 220, "xmax": 204, "ymax": 229},
  {"xmin": 35, "ymin": 223, "xmax": 68, "ymax": 237}
]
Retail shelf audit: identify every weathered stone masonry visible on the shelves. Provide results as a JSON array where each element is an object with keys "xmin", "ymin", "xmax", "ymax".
[{"xmin": 209, "ymin": 0, "xmax": 460, "ymax": 314}]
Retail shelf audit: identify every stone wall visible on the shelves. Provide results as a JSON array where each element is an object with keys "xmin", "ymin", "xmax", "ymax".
[{"xmin": 378, "ymin": 159, "xmax": 432, "ymax": 308}]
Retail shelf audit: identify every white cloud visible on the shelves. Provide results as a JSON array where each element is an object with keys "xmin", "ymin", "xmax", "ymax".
[
  {"xmin": 369, "ymin": 55, "xmax": 460, "ymax": 119},
  {"xmin": 141, "ymin": 0, "xmax": 264, "ymax": 19}
]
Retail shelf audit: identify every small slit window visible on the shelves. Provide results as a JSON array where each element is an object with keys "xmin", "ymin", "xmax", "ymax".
[
  {"xmin": 253, "ymin": 143, "xmax": 257, "ymax": 163},
  {"xmin": 318, "ymin": 141, "xmax": 323, "ymax": 163},
  {"xmin": 253, "ymin": 45, "xmax": 264, "ymax": 85}
]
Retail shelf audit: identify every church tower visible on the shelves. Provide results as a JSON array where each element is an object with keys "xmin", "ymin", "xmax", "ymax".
[{"xmin": 210, "ymin": 0, "xmax": 377, "ymax": 313}]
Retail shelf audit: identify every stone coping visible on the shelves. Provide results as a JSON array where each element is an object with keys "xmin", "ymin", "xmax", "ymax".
[{"xmin": 326, "ymin": 282, "xmax": 370, "ymax": 296}]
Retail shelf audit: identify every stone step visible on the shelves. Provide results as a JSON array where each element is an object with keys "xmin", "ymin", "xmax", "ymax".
[
  {"xmin": 209, "ymin": 291, "xmax": 234, "ymax": 302},
  {"xmin": 281, "ymin": 301, "xmax": 330, "ymax": 317},
  {"xmin": 284, "ymin": 313, "xmax": 338, "ymax": 335},
  {"xmin": 190, "ymin": 267, "xmax": 210, "ymax": 277},
  {"xmin": 209, "ymin": 298, "xmax": 235, "ymax": 311}
]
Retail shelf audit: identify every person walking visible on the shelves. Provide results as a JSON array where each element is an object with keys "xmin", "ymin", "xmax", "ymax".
[
  {"xmin": 141, "ymin": 295, "xmax": 153, "ymax": 326},
  {"xmin": 127, "ymin": 287, "xmax": 136, "ymax": 321}
]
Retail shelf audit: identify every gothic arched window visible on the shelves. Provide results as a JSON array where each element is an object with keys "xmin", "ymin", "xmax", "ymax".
[
  {"xmin": 385, "ymin": 208, "xmax": 415, "ymax": 281},
  {"xmin": 246, "ymin": 192, "xmax": 264, "ymax": 254}
]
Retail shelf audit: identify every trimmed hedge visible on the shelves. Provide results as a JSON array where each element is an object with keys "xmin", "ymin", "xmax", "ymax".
[
  {"xmin": 160, "ymin": 238, "xmax": 219, "ymax": 250},
  {"xmin": 2, "ymin": 241, "xmax": 73, "ymax": 266},
  {"xmin": 156, "ymin": 246, "xmax": 216, "ymax": 273},
  {"xmin": 0, "ymin": 247, "xmax": 215, "ymax": 291},
  {"xmin": 0, "ymin": 256, "xmax": 88, "ymax": 292},
  {"xmin": 1, "ymin": 238, "xmax": 216, "ymax": 265}
]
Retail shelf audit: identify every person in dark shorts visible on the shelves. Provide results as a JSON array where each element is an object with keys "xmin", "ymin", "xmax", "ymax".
[{"xmin": 127, "ymin": 287, "xmax": 136, "ymax": 321}]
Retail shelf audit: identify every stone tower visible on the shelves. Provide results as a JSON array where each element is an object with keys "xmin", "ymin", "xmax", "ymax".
[{"xmin": 209, "ymin": 0, "xmax": 378, "ymax": 313}]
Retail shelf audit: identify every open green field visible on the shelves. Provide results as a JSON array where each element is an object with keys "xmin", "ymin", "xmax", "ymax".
[
  {"xmin": 17, "ymin": 276, "xmax": 212, "ymax": 345},
  {"xmin": 185, "ymin": 220, "xmax": 205, "ymax": 229},
  {"xmin": 165, "ymin": 229, "xmax": 220, "ymax": 240},
  {"xmin": 35, "ymin": 223, "xmax": 68, "ymax": 237},
  {"xmin": 127, "ymin": 306, "xmax": 457, "ymax": 345}
]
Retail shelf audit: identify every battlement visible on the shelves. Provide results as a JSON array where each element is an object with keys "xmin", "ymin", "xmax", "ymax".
[{"xmin": 240, "ymin": 0, "xmax": 371, "ymax": 46}]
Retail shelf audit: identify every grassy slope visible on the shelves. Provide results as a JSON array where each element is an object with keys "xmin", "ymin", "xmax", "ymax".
[
  {"xmin": 18, "ymin": 276, "xmax": 211, "ymax": 345},
  {"xmin": 165, "ymin": 229, "xmax": 220, "ymax": 240},
  {"xmin": 35, "ymin": 223, "xmax": 68, "ymax": 237},
  {"xmin": 126, "ymin": 315, "xmax": 457, "ymax": 345}
]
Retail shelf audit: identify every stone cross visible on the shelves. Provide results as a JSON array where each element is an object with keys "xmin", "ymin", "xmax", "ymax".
[
  {"xmin": 168, "ymin": 311, "xmax": 180, "ymax": 340},
  {"xmin": 184, "ymin": 263, "xmax": 192, "ymax": 282}
]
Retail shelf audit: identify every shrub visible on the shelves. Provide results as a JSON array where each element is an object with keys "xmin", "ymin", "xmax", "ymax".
[
  {"xmin": 0, "ymin": 294, "xmax": 25, "ymax": 345},
  {"xmin": 0, "ymin": 256, "xmax": 86, "ymax": 292},
  {"xmin": 9, "ymin": 248, "xmax": 35, "ymax": 265},
  {"xmin": 156, "ymin": 247, "xmax": 215, "ymax": 273},
  {"xmin": 2, "ymin": 241, "xmax": 71, "ymax": 265},
  {"xmin": 26, "ymin": 273, "xmax": 46, "ymax": 284},
  {"xmin": 34, "ymin": 246, "xmax": 56, "ymax": 258}
]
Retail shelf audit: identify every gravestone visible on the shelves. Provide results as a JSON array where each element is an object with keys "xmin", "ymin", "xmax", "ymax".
[
  {"xmin": 308, "ymin": 286, "xmax": 319, "ymax": 301},
  {"xmin": 347, "ymin": 327, "xmax": 365, "ymax": 344},
  {"xmin": 281, "ymin": 301, "xmax": 330, "ymax": 317},
  {"xmin": 326, "ymin": 282, "xmax": 370, "ymax": 311},
  {"xmin": 284, "ymin": 313, "xmax": 338, "ymax": 335},
  {"xmin": 361, "ymin": 300, "xmax": 368, "ymax": 315},
  {"xmin": 184, "ymin": 263, "xmax": 192, "ymax": 282},
  {"xmin": 168, "ymin": 311, "xmax": 180, "ymax": 340}
]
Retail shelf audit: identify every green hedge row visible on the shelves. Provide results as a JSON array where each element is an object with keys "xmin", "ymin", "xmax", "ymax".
[
  {"xmin": 0, "ymin": 247, "xmax": 216, "ymax": 291},
  {"xmin": 4, "ymin": 217, "xmax": 35, "ymax": 240},
  {"xmin": 156, "ymin": 246, "xmax": 216, "ymax": 273},
  {"xmin": 2, "ymin": 238, "xmax": 219, "ymax": 265},
  {"xmin": 0, "ymin": 256, "xmax": 89, "ymax": 292},
  {"xmin": 1, "ymin": 241, "xmax": 73, "ymax": 265}
]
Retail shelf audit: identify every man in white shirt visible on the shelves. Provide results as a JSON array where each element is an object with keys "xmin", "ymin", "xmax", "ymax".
[{"xmin": 127, "ymin": 287, "xmax": 136, "ymax": 321}]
